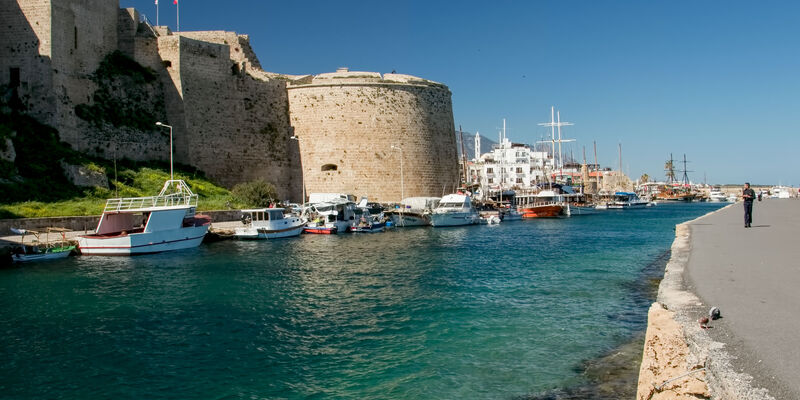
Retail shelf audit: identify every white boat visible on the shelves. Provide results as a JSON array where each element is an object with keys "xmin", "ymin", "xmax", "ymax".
[
  {"xmin": 727, "ymin": 193, "xmax": 738, "ymax": 202},
  {"xmin": 429, "ymin": 194, "xmax": 479, "ymax": 227},
  {"xmin": 350, "ymin": 198, "xmax": 386, "ymax": 232},
  {"xmin": 709, "ymin": 187, "xmax": 728, "ymax": 202},
  {"xmin": 77, "ymin": 180, "xmax": 210, "ymax": 255},
  {"xmin": 770, "ymin": 186, "xmax": 792, "ymax": 199},
  {"xmin": 385, "ymin": 197, "xmax": 440, "ymax": 227},
  {"xmin": 607, "ymin": 192, "xmax": 650, "ymax": 209},
  {"xmin": 234, "ymin": 208, "xmax": 305, "ymax": 239},
  {"xmin": 500, "ymin": 208, "xmax": 523, "ymax": 221},
  {"xmin": 304, "ymin": 195, "xmax": 358, "ymax": 234}
]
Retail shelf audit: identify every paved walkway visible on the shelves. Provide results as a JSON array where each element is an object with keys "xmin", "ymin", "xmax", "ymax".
[{"xmin": 686, "ymin": 199, "xmax": 800, "ymax": 399}]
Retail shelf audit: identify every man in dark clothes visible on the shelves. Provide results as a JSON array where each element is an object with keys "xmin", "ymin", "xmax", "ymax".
[{"xmin": 742, "ymin": 182, "xmax": 755, "ymax": 228}]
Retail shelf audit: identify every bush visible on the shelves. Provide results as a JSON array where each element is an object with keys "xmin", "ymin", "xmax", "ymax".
[{"xmin": 231, "ymin": 179, "xmax": 277, "ymax": 208}]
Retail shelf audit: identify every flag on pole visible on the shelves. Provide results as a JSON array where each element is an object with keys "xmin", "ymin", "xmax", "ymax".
[
  {"xmin": 174, "ymin": 0, "xmax": 178, "ymax": 4},
  {"xmin": 154, "ymin": 0, "xmax": 158, "ymax": 4}
]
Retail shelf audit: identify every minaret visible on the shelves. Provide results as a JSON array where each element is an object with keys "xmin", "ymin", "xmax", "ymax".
[{"xmin": 474, "ymin": 131, "xmax": 481, "ymax": 161}]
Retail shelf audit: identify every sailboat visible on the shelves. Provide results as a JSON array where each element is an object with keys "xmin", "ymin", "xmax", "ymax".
[{"xmin": 519, "ymin": 107, "xmax": 573, "ymax": 218}]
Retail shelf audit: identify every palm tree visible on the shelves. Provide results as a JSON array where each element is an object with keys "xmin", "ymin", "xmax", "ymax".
[{"xmin": 640, "ymin": 173, "xmax": 650, "ymax": 183}]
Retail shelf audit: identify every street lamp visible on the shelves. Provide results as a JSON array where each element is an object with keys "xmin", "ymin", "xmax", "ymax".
[
  {"xmin": 391, "ymin": 145, "xmax": 404, "ymax": 201},
  {"xmin": 290, "ymin": 135, "xmax": 305, "ymax": 208},
  {"xmin": 155, "ymin": 122, "xmax": 173, "ymax": 180}
]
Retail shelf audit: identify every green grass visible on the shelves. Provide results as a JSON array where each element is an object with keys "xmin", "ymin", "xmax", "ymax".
[{"xmin": 0, "ymin": 167, "xmax": 239, "ymax": 219}]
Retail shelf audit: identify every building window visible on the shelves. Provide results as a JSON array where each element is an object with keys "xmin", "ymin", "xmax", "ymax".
[
  {"xmin": 9, "ymin": 68, "xmax": 20, "ymax": 88},
  {"xmin": 321, "ymin": 164, "xmax": 338, "ymax": 172},
  {"xmin": 486, "ymin": 168, "xmax": 493, "ymax": 173},
  {"xmin": 516, "ymin": 167, "xmax": 523, "ymax": 173},
  {"xmin": 488, "ymin": 178, "xmax": 493, "ymax": 184},
  {"xmin": 516, "ymin": 178, "xmax": 523, "ymax": 183}
]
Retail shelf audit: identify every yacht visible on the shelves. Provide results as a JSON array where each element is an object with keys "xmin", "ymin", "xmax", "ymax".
[
  {"xmin": 77, "ymin": 180, "xmax": 210, "ymax": 255},
  {"xmin": 429, "ymin": 194, "xmax": 479, "ymax": 227},
  {"xmin": 607, "ymin": 192, "xmax": 650, "ymax": 209},
  {"xmin": 708, "ymin": 187, "xmax": 728, "ymax": 202},
  {"xmin": 234, "ymin": 208, "xmax": 305, "ymax": 239}
]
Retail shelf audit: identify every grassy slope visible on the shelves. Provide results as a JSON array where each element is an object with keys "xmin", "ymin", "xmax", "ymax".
[{"xmin": 0, "ymin": 113, "xmax": 236, "ymax": 219}]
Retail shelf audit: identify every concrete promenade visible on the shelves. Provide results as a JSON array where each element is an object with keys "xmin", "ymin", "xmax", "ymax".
[{"xmin": 686, "ymin": 199, "xmax": 800, "ymax": 398}]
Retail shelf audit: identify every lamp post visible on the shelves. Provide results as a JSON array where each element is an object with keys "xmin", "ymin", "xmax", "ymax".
[
  {"xmin": 391, "ymin": 145, "xmax": 404, "ymax": 201},
  {"xmin": 290, "ymin": 135, "xmax": 305, "ymax": 208},
  {"xmin": 155, "ymin": 122, "xmax": 173, "ymax": 180}
]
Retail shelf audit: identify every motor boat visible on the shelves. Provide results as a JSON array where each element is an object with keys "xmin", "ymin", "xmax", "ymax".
[
  {"xmin": 77, "ymin": 180, "xmax": 210, "ymax": 255},
  {"xmin": 234, "ymin": 208, "xmax": 305, "ymax": 239}
]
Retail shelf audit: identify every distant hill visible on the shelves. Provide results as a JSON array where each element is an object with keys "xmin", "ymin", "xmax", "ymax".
[{"xmin": 455, "ymin": 131, "xmax": 498, "ymax": 160}]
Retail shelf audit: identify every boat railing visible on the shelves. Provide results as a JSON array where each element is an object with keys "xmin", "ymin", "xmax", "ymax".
[{"xmin": 103, "ymin": 180, "xmax": 198, "ymax": 212}]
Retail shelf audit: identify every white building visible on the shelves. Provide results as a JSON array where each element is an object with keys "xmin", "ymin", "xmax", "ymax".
[{"xmin": 468, "ymin": 132, "xmax": 554, "ymax": 195}]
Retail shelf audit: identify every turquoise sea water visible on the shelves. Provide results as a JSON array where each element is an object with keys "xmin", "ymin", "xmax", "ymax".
[{"xmin": 0, "ymin": 203, "xmax": 725, "ymax": 399}]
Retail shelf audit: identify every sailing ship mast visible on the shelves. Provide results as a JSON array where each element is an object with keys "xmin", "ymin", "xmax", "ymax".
[{"xmin": 537, "ymin": 107, "xmax": 574, "ymax": 185}]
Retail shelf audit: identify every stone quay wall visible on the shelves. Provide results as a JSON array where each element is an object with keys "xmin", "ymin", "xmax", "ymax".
[{"xmin": 287, "ymin": 72, "xmax": 459, "ymax": 203}]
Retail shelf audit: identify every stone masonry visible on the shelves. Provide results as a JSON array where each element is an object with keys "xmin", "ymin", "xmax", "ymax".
[
  {"xmin": 287, "ymin": 69, "xmax": 459, "ymax": 203},
  {"xmin": 1, "ymin": 1, "xmax": 459, "ymax": 203}
]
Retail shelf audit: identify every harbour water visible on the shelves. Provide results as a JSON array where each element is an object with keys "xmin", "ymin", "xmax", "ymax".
[{"xmin": 0, "ymin": 202, "xmax": 725, "ymax": 399}]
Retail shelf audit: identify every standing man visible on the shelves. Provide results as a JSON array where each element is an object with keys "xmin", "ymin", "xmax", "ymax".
[{"xmin": 742, "ymin": 182, "xmax": 755, "ymax": 228}]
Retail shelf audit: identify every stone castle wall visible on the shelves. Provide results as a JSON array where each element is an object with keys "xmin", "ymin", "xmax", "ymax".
[
  {"xmin": 2, "ymin": 1, "xmax": 457, "ymax": 204},
  {"xmin": 154, "ymin": 34, "xmax": 300, "ymax": 198},
  {"xmin": 1, "ymin": 0, "xmax": 56, "ymax": 124},
  {"xmin": 287, "ymin": 72, "xmax": 459, "ymax": 203}
]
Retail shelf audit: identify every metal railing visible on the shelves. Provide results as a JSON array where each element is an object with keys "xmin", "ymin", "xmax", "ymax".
[{"xmin": 102, "ymin": 180, "xmax": 198, "ymax": 212}]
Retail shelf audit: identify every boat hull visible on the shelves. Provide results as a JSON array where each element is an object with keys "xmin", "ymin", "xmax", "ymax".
[
  {"xmin": 77, "ymin": 225, "xmax": 209, "ymax": 256},
  {"xmin": 303, "ymin": 226, "xmax": 338, "ymax": 234},
  {"xmin": 12, "ymin": 246, "xmax": 75, "ymax": 263},
  {"xmin": 349, "ymin": 222, "xmax": 386, "ymax": 233},
  {"xmin": 234, "ymin": 224, "xmax": 304, "ymax": 239},
  {"xmin": 429, "ymin": 211, "xmax": 478, "ymax": 227},
  {"xmin": 520, "ymin": 205, "xmax": 563, "ymax": 218},
  {"xmin": 388, "ymin": 212, "xmax": 430, "ymax": 227}
]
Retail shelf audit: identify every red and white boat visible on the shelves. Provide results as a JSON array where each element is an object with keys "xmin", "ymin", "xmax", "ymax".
[
  {"xmin": 77, "ymin": 180, "xmax": 210, "ymax": 255},
  {"xmin": 518, "ymin": 190, "xmax": 564, "ymax": 218}
]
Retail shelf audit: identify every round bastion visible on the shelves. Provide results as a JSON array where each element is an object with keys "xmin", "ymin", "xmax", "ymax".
[{"xmin": 287, "ymin": 68, "xmax": 460, "ymax": 203}]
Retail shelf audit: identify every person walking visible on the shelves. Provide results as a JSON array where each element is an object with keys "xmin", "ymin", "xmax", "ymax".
[{"xmin": 742, "ymin": 182, "xmax": 755, "ymax": 228}]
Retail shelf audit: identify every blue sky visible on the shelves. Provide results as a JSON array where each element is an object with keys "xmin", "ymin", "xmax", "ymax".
[{"xmin": 122, "ymin": 0, "xmax": 800, "ymax": 185}]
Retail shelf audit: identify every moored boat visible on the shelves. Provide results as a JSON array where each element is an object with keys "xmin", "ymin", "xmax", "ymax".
[
  {"xmin": 303, "ymin": 194, "xmax": 358, "ymax": 234},
  {"xmin": 709, "ymin": 187, "xmax": 728, "ymax": 202},
  {"xmin": 234, "ymin": 208, "xmax": 305, "ymax": 239},
  {"xmin": 10, "ymin": 228, "xmax": 75, "ymax": 263},
  {"xmin": 77, "ymin": 180, "xmax": 210, "ymax": 255},
  {"xmin": 384, "ymin": 197, "xmax": 440, "ymax": 227},
  {"xmin": 607, "ymin": 192, "xmax": 650, "ymax": 209},
  {"xmin": 518, "ymin": 190, "xmax": 564, "ymax": 218},
  {"xmin": 429, "ymin": 194, "xmax": 479, "ymax": 227}
]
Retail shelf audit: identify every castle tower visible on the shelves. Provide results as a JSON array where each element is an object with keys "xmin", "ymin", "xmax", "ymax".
[{"xmin": 287, "ymin": 69, "xmax": 459, "ymax": 203}]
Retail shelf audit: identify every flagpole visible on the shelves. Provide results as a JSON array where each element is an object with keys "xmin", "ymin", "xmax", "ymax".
[
  {"xmin": 156, "ymin": 0, "xmax": 159, "ymax": 26},
  {"xmin": 176, "ymin": 0, "xmax": 179, "ymax": 32}
]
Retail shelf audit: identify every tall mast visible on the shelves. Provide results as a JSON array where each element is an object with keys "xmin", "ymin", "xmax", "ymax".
[
  {"xmin": 537, "ymin": 107, "xmax": 574, "ymax": 182},
  {"xmin": 682, "ymin": 154, "xmax": 691, "ymax": 186},
  {"xmin": 593, "ymin": 141, "xmax": 599, "ymax": 187}
]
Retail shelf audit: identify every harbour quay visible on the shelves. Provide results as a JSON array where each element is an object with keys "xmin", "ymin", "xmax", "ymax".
[{"xmin": 638, "ymin": 198, "xmax": 800, "ymax": 399}]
